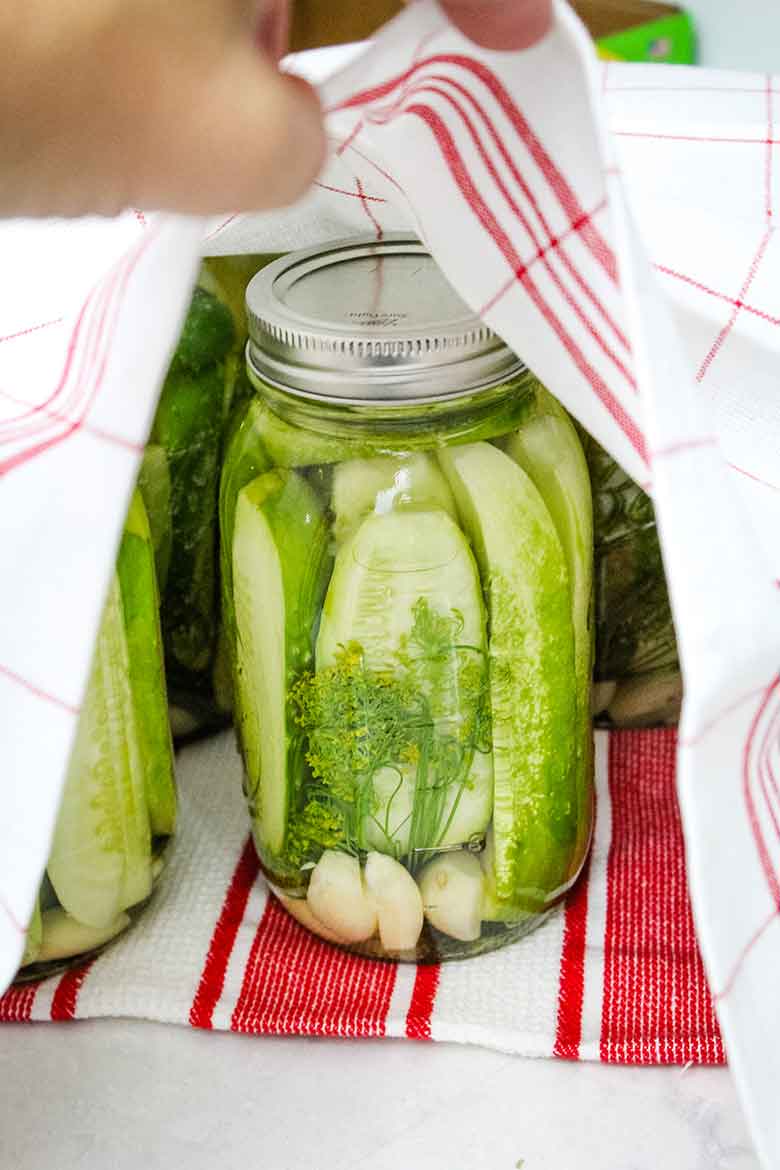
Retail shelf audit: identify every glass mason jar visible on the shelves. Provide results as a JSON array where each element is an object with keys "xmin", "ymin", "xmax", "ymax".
[
  {"xmin": 141, "ymin": 257, "xmax": 278, "ymax": 742},
  {"xmin": 16, "ymin": 492, "xmax": 177, "ymax": 981},
  {"xmin": 583, "ymin": 437, "xmax": 682, "ymax": 728},
  {"xmin": 220, "ymin": 236, "xmax": 595, "ymax": 962}
]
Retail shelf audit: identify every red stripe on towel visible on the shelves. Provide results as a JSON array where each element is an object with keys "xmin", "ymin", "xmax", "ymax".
[
  {"xmin": 230, "ymin": 896, "xmax": 396, "ymax": 1038},
  {"xmin": 553, "ymin": 861, "xmax": 591, "ymax": 1059},
  {"xmin": 190, "ymin": 837, "xmax": 260, "ymax": 1029},
  {"xmin": 406, "ymin": 964, "xmax": 440, "ymax": 1040},
  {"xmin": 600, "ymin": 731, "xmax": 724, "ymax": 1063},
  {"xmin": 50, "ymin": 960, "xmax": 94, "ymax": 1021},
  {"xmin": 0, "ymin": 980, "xmax": 38, "ymax": 1022}
]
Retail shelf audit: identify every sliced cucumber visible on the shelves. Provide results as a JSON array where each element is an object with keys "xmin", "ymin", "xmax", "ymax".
[
  {"xmin": 317, "ymin": 507, "xmax": 492, "ymax": 855},
  {"xmin": 439, "ymin": 442, "xmax": 577, "ymax": 907},
  {"xmin": 362, "ymin": 759, "xmax": 493, "ymax": 856},
  {"xmin": 218, "ymin": 399, "xmax": 273, "ymax": 678},
  {"xmin": 48, "ymin": 574, "xmax": 153, "ymax": 928},
  {"xmin": 479, "ymin": 825, "xmax": 533, "ymax": 924},
  {"xmin": 118, "ymin": 492, "xmax": 177, "ymax": 837},
  {"xmin": 437, "ymin": 745, "xmax": 493, "ymax": 849},
  {"xmin": 37, "ymin": 908, "xmax": 131, "ymax": 964},
  {"xmin": 21, "ymin": 896, "xmax": 43, "ymax": 967},
  {"xmin": 501, "ymin": 386, "xmax": 594, "ymax": 873},
  {"xmin": 317, "ymin": 507, "xmax": 481, "ymax": 673},
  {"xmin": 363, "ymin": 764, "xmax": 415, "ymax": 856},
  {"xmin": 232, "ymin": 469, "xmax": 330, "ymax": 858},
  {"xmin": 363, "ymin": 741, "xmax": 493, "ymax": 856},
  {"xmin": 136, "ymin": 444, "xmax": 172, "ymax": 593},
  {"xmin": 331, "ymin": 452, "xmax": 458, "ymax": 545}
]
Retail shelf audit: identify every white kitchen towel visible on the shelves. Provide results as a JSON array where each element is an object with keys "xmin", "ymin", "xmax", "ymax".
[
  {"xmin": 2, "ymin": 4, "xmax": 780, "ymax": 1164},
  {"xmin": 1, "ymin": 727, "xmax": 724, "ymax": 1071}
]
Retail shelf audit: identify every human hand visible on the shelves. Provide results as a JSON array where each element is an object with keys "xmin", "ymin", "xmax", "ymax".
[
  {"xmin": 438, "ymin": 0, "xmax": 553, "ymax": 50},
  {"xmin": 0, "ymin": 0, "xmax": 324, "ymax": 218},
  {"xmin": 0, "ymin": 0, "xmax": 553, "ymax": 221}
]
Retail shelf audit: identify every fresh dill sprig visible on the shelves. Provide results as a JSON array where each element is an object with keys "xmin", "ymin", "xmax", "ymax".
[{"xmin": 289, "ymin": 599, "xmax": 490, "ymax": 869}]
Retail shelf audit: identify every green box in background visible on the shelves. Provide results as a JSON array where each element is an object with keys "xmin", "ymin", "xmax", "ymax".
[{"xmin": 572, "ymin": 0, "xmax": 696, "ymax": 63}]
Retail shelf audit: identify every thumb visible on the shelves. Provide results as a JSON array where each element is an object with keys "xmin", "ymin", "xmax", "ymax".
[{"xmin": 129, "ymin": 49, "xmax": 326, "ymax": 215}]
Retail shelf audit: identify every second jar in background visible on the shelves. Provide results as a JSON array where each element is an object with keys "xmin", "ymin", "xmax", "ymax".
[{"xmin": 17, "ymin": 492, "xmax": 177, "ymax": 981}]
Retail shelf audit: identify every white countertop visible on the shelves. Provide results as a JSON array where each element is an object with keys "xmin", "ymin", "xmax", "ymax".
[{"xmin": 0, "ymin": 1019, "xmax": 758, "ymax": 1169}]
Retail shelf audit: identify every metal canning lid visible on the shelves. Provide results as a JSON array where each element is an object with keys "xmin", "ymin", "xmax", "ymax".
[{"xmin": 245, "ymin": 234, "xmax": 524, "ymax": 403}]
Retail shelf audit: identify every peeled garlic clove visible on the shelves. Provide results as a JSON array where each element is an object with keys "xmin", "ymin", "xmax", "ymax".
[
  {"xmin": 364, "ymin": 852, "xmax": 423, "ymax": 953},
  {"xmin": 277, "ymin": 891, "xmax": 348, "ymax": 945},
  {"xmin": 306, "ymin": 851, "xmax": 377, "ymax": 943},
  {"xmin": 419, "ymin": 852, "xmax": 484, "ymax": 942}
]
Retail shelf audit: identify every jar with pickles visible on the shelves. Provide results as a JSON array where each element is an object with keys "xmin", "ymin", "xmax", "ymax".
[
  {"xmin": 584, "ymin": 436, "xmax": 682, "ymax": 728},
  {"xmin": 17, "ymin": 493, "xmax": 177, "ymax": 980},
  {"xmin": 220, "ymin": 235, "xmax": 595, "ymax": 961}
]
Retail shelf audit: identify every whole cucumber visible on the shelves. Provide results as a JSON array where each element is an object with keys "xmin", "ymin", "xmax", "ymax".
[
  {"xmin": 152, "ymin": 364, "xmax": 224, "ymax": 681},
  {"xmin": 170, "ymin": 286, "xmax": 235, "ymax": 374}
]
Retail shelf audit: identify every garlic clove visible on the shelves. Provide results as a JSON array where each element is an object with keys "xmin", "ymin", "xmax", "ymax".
[
  {"xmin": 364, "ymin": 852, "xmax": 424, "ymax": 953},
  {"xmin": 419, "ymin": 851, "xmax": 484, "ymax": 941},
  {"xmin": 276, "ymin": 891, "xmax": 348, "ymax": 945},
  {"xmin": 306, "ymin": 851, "xmax": 377, "ymax": 943}
]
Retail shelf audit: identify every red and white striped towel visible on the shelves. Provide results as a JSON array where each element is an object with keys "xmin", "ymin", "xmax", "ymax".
[
  {"xmin": 0, "ymin": 729, "xmax": 724, "ymax": 1067},
  {"xmin": 3, "ymin": 4, "xmax": 780, "ymax": 1164}
]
